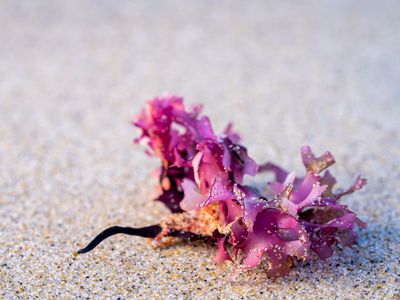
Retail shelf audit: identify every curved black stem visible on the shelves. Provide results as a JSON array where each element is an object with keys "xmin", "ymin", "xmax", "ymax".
[{"xmin": 77, "ymin": 225, "xmax": 162, "ymax": 254}]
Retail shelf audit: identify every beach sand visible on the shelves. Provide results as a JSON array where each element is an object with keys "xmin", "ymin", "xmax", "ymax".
[{"xmin": 0, "ymin": 1, "xmax": 399, "ymax": 298}]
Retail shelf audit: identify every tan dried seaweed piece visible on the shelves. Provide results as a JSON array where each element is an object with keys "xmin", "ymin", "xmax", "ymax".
[
  {"xmin": 302, "ymin": 146, "xmax": 335, "ymax": 174},
  {"xmin": 153, "ymin": 203, "xmax": 222, "ymax": 247}
]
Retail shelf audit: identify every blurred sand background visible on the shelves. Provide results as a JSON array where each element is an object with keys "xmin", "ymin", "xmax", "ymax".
[{"xmin": 0, "ymin": 1, "xmax": 399, "ymax": 298}]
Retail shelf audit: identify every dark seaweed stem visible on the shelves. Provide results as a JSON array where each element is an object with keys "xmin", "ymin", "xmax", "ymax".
[
  {"xmin": 77, "ymin": 225, "xmax": 209, "ymax": 255},
  {"xmin": 77, "ymin": 225, "xmax": 162, "ymax": 254}
]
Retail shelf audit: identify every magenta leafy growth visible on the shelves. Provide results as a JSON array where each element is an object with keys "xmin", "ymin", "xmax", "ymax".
[{"xmin": 78, "ymin": 95, "xmax": 366, "ymax": 278}]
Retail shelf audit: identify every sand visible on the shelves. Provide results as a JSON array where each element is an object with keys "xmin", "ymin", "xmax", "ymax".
[{"xmin": 0, "ymin": 1, "xmax": 399, "ymax": 299}]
